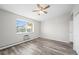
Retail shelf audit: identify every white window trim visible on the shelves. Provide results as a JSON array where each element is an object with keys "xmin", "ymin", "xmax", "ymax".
[{"xmin": 16, "ymin": 20, "xmax": 34, "ymax": 34}]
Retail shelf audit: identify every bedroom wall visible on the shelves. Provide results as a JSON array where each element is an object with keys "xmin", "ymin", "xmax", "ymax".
[
  {"xmin": 73, "ymin": 5, "xmax": 79, "ymax": 54},
  {"xmin": 73, "ymin": 13, "xmax": 79, "ymax": 55},
  {"xmin": 0, "ymin": 13, "xmax": 3, "ymax": 47},
  {"xmin": 69, "ymin": 15, "xmax": 73, "ymax": 42},
  {"xmin": 0, "ymin": 9, "xmax": 16, "ymax": 48},
  {"xmin": 41, "ymin": 15, "xmax": 72, "ymax": 43},
  {"xmin": 0, "ymin": 9, "xmax": 40, "ymax": 49}
]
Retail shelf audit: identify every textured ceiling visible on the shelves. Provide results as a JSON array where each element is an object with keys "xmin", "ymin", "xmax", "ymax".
[{"xmin": 0, "ymin": 4, "xmax": 73, "ymax": 21}]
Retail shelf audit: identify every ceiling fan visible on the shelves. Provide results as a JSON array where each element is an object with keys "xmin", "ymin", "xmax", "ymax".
[{"xmin": 33, "ymin": 4, "xmax": 50, "ymax": 15}]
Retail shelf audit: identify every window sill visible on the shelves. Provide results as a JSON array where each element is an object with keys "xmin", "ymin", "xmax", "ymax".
[{"xmin": 16, "ymin": 32, "xmax": 34, "ymax": 35}]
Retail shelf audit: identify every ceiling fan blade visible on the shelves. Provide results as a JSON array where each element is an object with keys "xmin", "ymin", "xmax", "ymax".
[
  {"xmin": 43, "ymin": 11, "xmax": 48, "ymax": 14},
  {"xmin": 37, "ymin": 4, "xmax": 44, "ymax": 10},
  {"xmin": 44, "ymin": 5, "xmax": 50, "ymax": 10},
  {"xmin": 32, "ymin": 10, "xmax": 39, "ymax": 12},
  {"xmin": 37, "ymin": 4, "xmax": 41, "ymax": 8}
]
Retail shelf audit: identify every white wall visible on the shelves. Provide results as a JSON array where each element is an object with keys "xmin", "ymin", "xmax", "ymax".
[
  {"xmin": 0, "ymin": 12, "xmax": 3, "ymax": 47},
  {"xmin": 0, "ymin": 9, "xmax": 16, "ymax": 48},
  {"xmin": 73, "ymin": 14, "xmax": 79, "ymax": 54},
  {"xmin": 69, "ymin": 16, "xmax": 73, "ymax": 42},
  {"xmin": 0, "ymin": 9, "xmax": 40, "ymax": 49},
  {"xmin": 41, "ymin": 15, "xmax": 71, "ymax": 43},
  {"xmin": 73, "ymin": 5, "xmax": 79, "ymax": 54}
]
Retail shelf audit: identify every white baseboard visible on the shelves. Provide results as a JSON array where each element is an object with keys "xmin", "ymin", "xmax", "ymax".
[
  {"xmin": 0, "ymin": 38, "xmax": 36, "ymax": 50},
  {"xmin": 40, "ymin": 33, "xmax": 71, "ymax": 43}
]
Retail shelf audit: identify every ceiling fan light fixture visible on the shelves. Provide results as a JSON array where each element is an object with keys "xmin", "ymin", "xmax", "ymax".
[{"xmin": 33, "ymin": 4, "xmax": 50, "ymax": 15}]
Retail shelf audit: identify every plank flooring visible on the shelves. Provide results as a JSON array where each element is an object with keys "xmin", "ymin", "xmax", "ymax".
[{"xmin": 0, "ymin": 38, "xmax": 77, "ymax": 55}]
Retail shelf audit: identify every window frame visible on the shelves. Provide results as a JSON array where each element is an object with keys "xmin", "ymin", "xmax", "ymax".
[{"xmin": 16, "ymin": 19, "xmax": 34, "ymax": 34}]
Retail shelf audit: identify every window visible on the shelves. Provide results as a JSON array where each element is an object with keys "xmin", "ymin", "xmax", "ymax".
[{"xmin": 16, "ymin": 19, "xmax": 34, "ymax": 33}]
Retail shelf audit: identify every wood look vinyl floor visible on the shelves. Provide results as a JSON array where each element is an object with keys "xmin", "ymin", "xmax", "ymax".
[{"xmin": 0, "ymin": 38, "xmax": 77, "ymax": 55}]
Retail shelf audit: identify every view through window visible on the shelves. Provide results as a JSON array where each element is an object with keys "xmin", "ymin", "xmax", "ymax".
[{"xmin": 16, "ymin": 19, "xmax": 33, "ymax": 33}]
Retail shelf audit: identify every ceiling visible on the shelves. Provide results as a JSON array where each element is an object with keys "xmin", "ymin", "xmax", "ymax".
[{"xmin": 0, "ymin": 4, "xmax": 73, "ymax": 21}]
